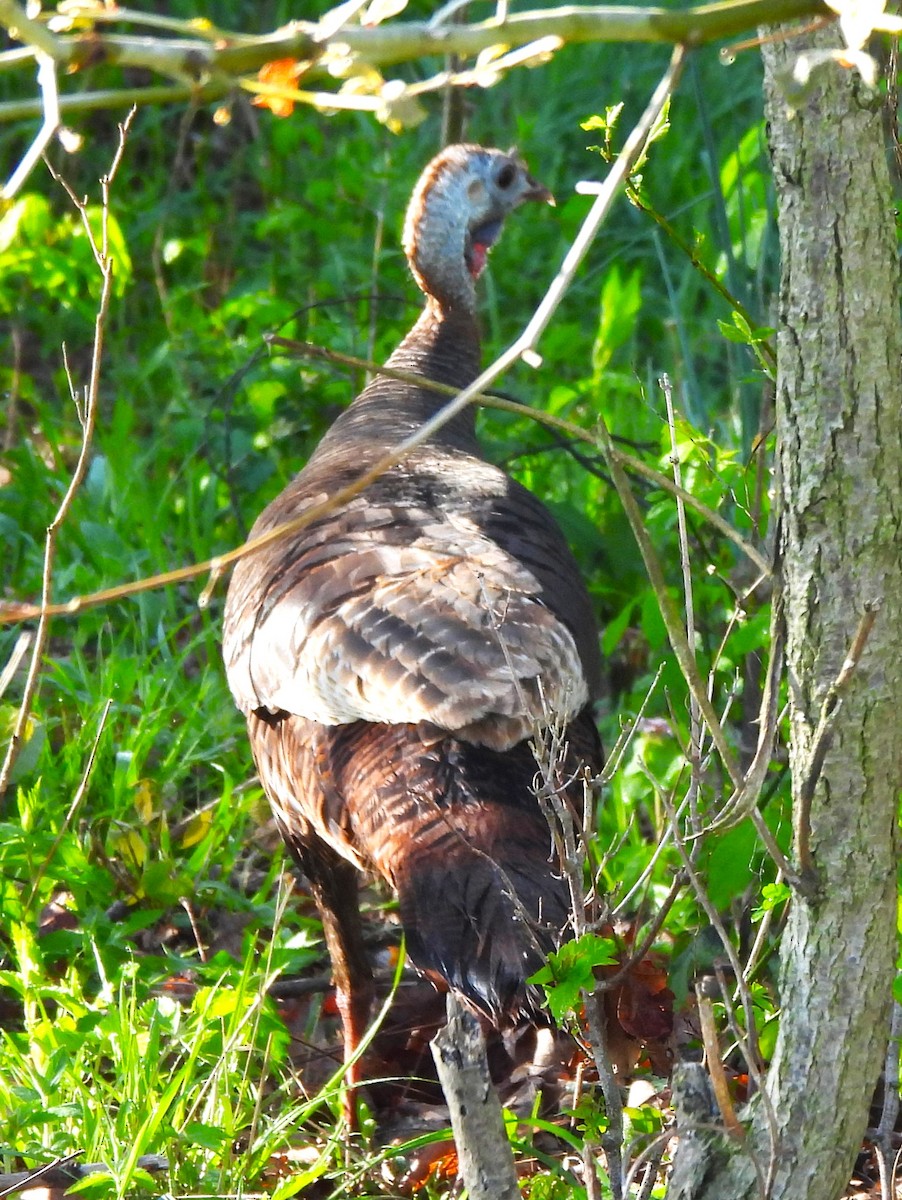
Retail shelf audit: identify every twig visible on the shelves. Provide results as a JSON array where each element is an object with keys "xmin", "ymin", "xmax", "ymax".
[
  {"xmin": 796, "ymin": 601, "xmax": 880, "ymax": 878},
  {"xmin": 0, "ymin": 112, "xmax": 134, "ymax": 804},
  {"xmin": 742, "ymin": 869, "xmax": 785, "ymax": 985},
  {"xmin": 1, "ymin": 50, "xmax": 689, "ymax": 629},
  {"xmin": 0, "ymin": 631, "xmax": 32, "ymax": 702},
  {"xmin": 652, "ymin": 772, "xmax": 781, "ymax": 1194},
  {"xmin": 631, "ymin": 196, "xmax": 776, "ymax": 371},
  {"xmin": 696, "ymin": 580, "xmax": 786, "ymax": 835},
  {"xmin": 695, "ymin": 977, "xmax": 744, "ymax": 1137},
  {"xmin": 622, "ymin": 1129, "xmax": 670, "ymax": 1196},
  {"xmin": 599, "ymin": 664, "xmax": 665, "ymax": 789},
  {"xmin": 2, "ymin": 51, "xmax": 58, "ymax": 197},
  {"xmin": 662, "ymin": 372, "xmax": 704, "ymax": 833},
  {"xmin": 600, "ymin": 872, "xmax": 683, "ymax": 990},
  {"xmin": 596, "ymin": 402, "xmax": 743, "ymax": 790}
]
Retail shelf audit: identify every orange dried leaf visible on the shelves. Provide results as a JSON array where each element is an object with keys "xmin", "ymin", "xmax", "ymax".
[
  {"xmin": 411, "ymin": 1149, "xmax": 459, "ymax": 1192},
  {"xmin": 253, "ymin": 58, "xmax": 305, "ymax": 116}
]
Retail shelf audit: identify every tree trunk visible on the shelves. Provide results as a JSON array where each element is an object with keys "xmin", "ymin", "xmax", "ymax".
[{"xmin": 672, "ymin": 28, "xmax": 902, "ymax": 1200}]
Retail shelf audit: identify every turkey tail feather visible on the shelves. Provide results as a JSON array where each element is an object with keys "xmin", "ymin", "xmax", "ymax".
[
  {"xmin": 250, "ymin": 711, "xmax": 598, "ymax": 1025},
  {"xmin": 396, "ymin": 846, "xmax": 568, "ymax": 1024}
]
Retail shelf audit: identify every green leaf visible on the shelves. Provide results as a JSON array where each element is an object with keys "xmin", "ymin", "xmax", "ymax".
[
  {"xmin": 751, "ymin": 881, "xmax": 792, "ymax": 922},
  {"xmin": 186, "ymin": 1120, "xmax": 232, "ymax": 1151},
  {"xmin": 529, "ymin": 934, "xmax": 617, "ymax": 1021}
]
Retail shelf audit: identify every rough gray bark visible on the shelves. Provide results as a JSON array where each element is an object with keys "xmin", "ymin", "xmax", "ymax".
[
  {"xmin": 431, "ymin": 993, "xmax": 520, "ymax": 1200},
  {"xmin": 672, "ymin": 28, "xmax": 902, "ymax": 1200}
]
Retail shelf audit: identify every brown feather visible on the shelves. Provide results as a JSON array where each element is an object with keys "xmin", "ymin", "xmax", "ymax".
[{"xmin": 248, "ymin": 708, "xmax": 601, "ymax": 1023}]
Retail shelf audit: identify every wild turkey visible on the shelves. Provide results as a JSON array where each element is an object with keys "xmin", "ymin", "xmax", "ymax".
[{"xmin": 223, "ymin": 144, "xmax": 603, "ymax": 1096}]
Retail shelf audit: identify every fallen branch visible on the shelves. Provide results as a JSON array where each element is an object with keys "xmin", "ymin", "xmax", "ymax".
[{"xmin": 0, "ymin": 1154, "xmax": 168, "ymax": 1198}]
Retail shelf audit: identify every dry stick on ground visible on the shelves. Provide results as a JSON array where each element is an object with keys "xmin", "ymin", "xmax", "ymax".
[
  {"xmin": 0, "ymin": 111, "xmax": 134, "ymax": 804},
  {"xmin": 431, "ymin": 994, "xmax": 520, "ymax": 1200},
  {"xmin": 0, "ymin": 1154, "xmax": 169, "ymax": 1199}
]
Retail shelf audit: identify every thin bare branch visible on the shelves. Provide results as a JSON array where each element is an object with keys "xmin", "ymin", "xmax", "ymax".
[
  {"xmin": 695, "ymin": 978, "xmax": 744, "ymax": 1137},
  {"xmin": 0, "ymin": 632, "xmax": 32, "ymax": 702},
  {"xmin": 662, "ymin": 372, "xmax": 704, "ymax": 833},
  {"xmin": 698, "ymin": 580, "xmax": 785, "ymax": 836},
  {"xmin": 2, "ymin": 51, "xmax": 59, "ymax": 198},
  {"xmin": 601, "ymin": 872, "xmax": 683, "ymax": 989},
  {"xmin": 0, "ymin": 112, "xmax": 133, "ymax": 804},
  {"xmin": 651, "ymin": 770, "xmax": 781, "ymax": 1193},
  {"xmin": 742, "ymin": 869, "xmax": 785, "ymax": 984},
  {"xmin": 596, "ymin": 402, "xmax": 743, "ymax": 789}
]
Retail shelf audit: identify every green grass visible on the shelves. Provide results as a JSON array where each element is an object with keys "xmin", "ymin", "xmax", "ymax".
[{"xmin": 0, "ymin": 8, "xmax": 789, "ymax": 1194}]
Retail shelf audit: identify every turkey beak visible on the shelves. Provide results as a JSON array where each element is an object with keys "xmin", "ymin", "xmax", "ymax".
[{"xmin": 523, "ymin": 175, "xmax": 555, "ymax": 207}]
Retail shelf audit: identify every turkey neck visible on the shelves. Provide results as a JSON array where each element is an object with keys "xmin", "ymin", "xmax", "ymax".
[{"xmin": 310, "ymin": 299, "xmax": 482, "ymax": 462}]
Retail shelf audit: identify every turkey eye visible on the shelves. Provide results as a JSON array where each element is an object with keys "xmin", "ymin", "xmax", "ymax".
[{"xmin": 495, "ymin": 162, "xmax": 517, "ymax": 189}]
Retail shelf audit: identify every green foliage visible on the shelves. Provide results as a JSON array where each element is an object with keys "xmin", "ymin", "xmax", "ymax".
[
  {"xmin": 752, "ymin": 881, "xmax": 792, "ymax": 922},
  {"xmin": 0, "ymin": 916, "xmax": 332, "ymax": 1199},
  {"xmin": 529, "ymin": 934, "xmax": 617, "ymax": 1022}
]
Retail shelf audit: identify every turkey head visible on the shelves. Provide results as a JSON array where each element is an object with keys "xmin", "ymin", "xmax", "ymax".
[{"xmin": 223, "ymin": 144, "xmax": 602, "ymax": 1112}]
